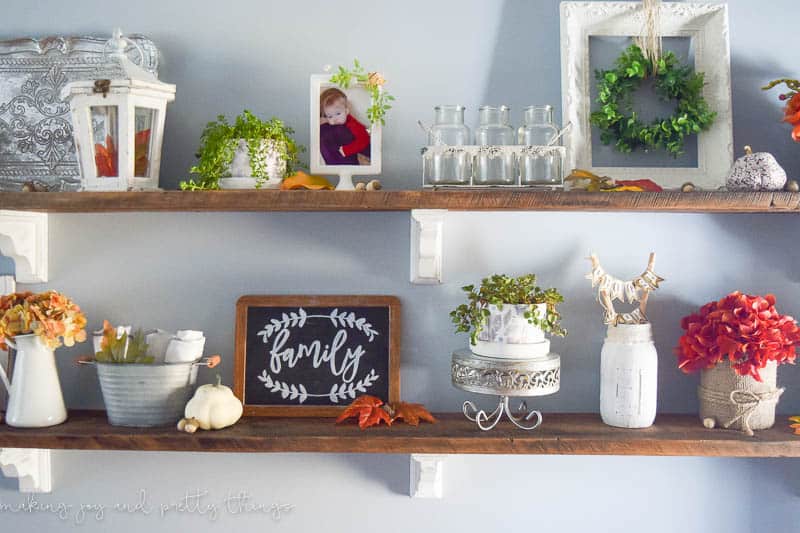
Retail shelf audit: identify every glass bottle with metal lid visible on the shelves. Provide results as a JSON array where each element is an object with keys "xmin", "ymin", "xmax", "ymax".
[
  {"xmin": 423, "ymin": 105, "xmax": 471, "ymax": 186},
  {"xmin": 518, "ymin": 105, "xmax": 562, "ymax": 188},
  {"xmin": 474, "ymin": 105, "xmax": 515, "ymax": 185}
]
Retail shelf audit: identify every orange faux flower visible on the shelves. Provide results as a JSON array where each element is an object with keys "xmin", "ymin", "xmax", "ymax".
[
  {"xmin": 677, "ymin": 292, "xmax": 800, "ymax": 381},
  {"xmin": 0, "ymin": 291, "xmax": 87, "ymax": 350}
]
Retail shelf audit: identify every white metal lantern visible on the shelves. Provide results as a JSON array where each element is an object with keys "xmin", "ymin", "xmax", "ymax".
[{"xmin": 62, "ymin": 30, "xmax": 176, "ymax": 191}]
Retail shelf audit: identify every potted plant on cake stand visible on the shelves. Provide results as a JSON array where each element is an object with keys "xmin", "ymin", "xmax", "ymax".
[
  {"xmin": 677, "ymin": 292, "xmax": 800, "ymax": 436},
  {"xmin": 450, "ymin": 273, "xmax": 566, "ymax": 358},
  {"xmin": 180, "ymin": 110, "xmax": 303, "ymax": 190},
  {"xmin": 449, "ymin": 274, "xmax": 565, "ymax": 431}
]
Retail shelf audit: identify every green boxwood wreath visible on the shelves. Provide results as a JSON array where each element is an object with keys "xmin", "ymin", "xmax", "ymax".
[{"xmin": 590, "ymin": 44, "xmax": 716, "ymax": 156}]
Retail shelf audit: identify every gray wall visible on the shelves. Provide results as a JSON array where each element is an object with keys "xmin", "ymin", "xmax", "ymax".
[{"xmin": 2, "ymin": 1, "xmax": 800, "ymax": 531}]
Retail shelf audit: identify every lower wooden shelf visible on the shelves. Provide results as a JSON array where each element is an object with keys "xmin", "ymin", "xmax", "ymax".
[{"xmin": 0, "ymin": 411, "xmax": 797, "ymax": 457}]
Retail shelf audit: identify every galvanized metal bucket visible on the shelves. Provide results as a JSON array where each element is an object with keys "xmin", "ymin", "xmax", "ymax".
[{"xmin": 82, "ymin": 356, "xmax": 220, "ymax": 427}]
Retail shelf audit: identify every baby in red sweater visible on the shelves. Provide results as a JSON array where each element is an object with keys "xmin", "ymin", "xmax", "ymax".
[{"xmin": 320, "ymin": 88, "xmax": 371, "ymax": 164}]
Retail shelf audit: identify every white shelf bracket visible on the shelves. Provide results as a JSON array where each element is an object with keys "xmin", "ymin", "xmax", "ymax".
[
  {"xmin": 0, "ymin": 210, "xmax": 48, "ymax": 283},
  {"xmin": 0, "ymin": 448, "xmax": 52, "ymax": 493},
  {"xmin": 409, "ymin": 454, "xmax": 446, "ymax": 498},
  {"xmin": 410, "ymin": 209, "xmax": 445, "ymax": 284}
]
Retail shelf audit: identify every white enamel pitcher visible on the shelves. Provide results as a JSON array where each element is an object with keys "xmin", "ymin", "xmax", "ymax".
[{"xmin": 0, "ymin": 333, "xmax": 67, "ymax": 427}]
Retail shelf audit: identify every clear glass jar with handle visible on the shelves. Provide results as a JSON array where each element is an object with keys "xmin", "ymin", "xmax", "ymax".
[
  {"xmin": 474, "ymin": 105, "xmax": 516, "ymax": 185},
  {"xmin": 518, "ymin": 105, "xmax": 562, "ymax": 188},
  {"xmin": 423, "ymin": 105, "xmax": 472, "ymax": 186}
]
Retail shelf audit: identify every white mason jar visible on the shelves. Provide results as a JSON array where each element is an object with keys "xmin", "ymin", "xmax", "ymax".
[{"xmin": 600, "ymin": 323, "xmax": 657, "ymax": 428}]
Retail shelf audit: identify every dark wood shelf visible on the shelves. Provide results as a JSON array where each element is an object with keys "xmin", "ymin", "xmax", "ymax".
[
  {"xmin": 0, "ymin": 412, "xmax": 797, "ymax": 456},
  {"xmin": 0, "ymin": 190, "xmax": 798, "ymax": 213}
]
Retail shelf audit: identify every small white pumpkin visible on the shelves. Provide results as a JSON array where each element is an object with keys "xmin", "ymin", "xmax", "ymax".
[
  {"xmin": 726, "ymin": 145, "xmax": 787, "ymax": 191},
  {"xmin": 178, "ymin": 375, "xmax": 243, "ymax": 432}
]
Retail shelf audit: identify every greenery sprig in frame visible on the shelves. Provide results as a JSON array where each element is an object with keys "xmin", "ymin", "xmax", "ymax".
[
  {"xmin": 328, "ymin": 59, "xmax": 394, "ymax": 126},
  {"xmin": 180, "ymin": 110, "xmax": 304, "ymax": 191},
  {"xmin": 590, "ymin": 44, "xmax": 716, "ymax": 156},
  {"xmin": 450, "ymin": 274, "xmax": 566, "ymax": 346}
]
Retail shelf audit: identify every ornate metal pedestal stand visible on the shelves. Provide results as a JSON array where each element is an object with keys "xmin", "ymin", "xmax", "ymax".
[{"xmin": 451, "ymin": 349, "xmax": 560, "ymax": 432}]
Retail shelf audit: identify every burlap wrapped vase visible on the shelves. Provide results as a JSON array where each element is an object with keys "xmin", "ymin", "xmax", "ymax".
[{"xmin": 698, "ymin": 360, "xmax": 783, "ymax": 436}]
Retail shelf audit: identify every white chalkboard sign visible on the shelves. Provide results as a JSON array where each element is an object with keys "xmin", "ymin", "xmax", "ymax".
[{"xmin": 234, "ymin": 295, "xmax": 400, "ymax": 417}]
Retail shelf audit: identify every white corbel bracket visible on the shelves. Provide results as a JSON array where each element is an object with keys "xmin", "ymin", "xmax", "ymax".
[
  {"xmin": 0, "ymin": 211, "xmax": 48, "ymax": 283},
  {"xmin": 0, "ymin": 448, "xmax": 52, "ymax": 493},
  {"xmin": 410, "ymin": 209, "xmax": 445, "ymax": 284},
  {"xmin": 409, "ymin": 454, "xmax": 446, "ymax": 498}
]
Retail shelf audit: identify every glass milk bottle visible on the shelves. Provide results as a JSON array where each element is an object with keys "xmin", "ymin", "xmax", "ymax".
[
  {"xmin": 474, "ymin": 105, "xmax": 516, "ymax": 185},
  {"xmin": 518, "ymin": 105, "xmax": 562, "ymax": 188},
  {"xmin": 599, "ymin": 323, "xmax": 658, "ymax": 428},
  {"xmin": 423, "ymin": 105, "xmax": 471, "ymax": 185}
]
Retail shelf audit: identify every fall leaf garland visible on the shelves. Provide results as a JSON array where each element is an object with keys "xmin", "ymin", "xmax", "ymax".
[{"xmin": 335, "ymin": 395, "xmax": 436, "ymax": 429}]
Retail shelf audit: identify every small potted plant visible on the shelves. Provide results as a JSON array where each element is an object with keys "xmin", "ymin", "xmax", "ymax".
[
  {"xmin": 677, "ymin": 292, "xmax": 800, "ymax": 435},
  {"xmin": 450, "ymin": 274, "xmax": 566, "ymax": 358},
  {"xmin": 0, "ymin": 291, "xmax": 86, "ymax": 427},
  {"xmin": 86, "ymin": 321, "xmax": 219, "ymax": 427},
  {"xmin": 180, "ymin": 110, "xmax": 303, "ymax": 190}
]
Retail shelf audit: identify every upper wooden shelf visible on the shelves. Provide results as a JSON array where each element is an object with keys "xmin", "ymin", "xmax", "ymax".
[
  {"xmin": 0, "ymin": 190, "xmax": 797, "ymax": 213},
  {"xmin": 0, "ymin": 412, "xmax": 797, "ymax": 456}
]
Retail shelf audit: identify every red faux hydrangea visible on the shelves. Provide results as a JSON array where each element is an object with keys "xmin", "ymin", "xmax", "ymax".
[{"xmin": 677, "ymin": 292, "xmax": 800, "ymax": 381}]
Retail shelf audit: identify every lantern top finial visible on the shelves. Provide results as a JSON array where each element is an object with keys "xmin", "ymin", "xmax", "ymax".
[{"xmin": 108, "ymin": 28, "xmax": 128, "ymax": 57}]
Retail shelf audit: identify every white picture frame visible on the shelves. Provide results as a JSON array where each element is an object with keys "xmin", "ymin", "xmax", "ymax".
[
  {"xmin": 560, "ymin": 2, "xmax": 733, "ymax": 190},
  {"xmin": 310, "ymin": 74, "xmax": 382, "ymax": 190}
]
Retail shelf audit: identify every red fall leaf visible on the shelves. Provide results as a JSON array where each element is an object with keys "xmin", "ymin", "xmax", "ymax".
[
  {"xmin": 386, "ymin": 402, "xmax": 436, "ymax": 426},
  {"xmin": 335, "ymin": 395, "xmax": 392, "ymax": 429}
]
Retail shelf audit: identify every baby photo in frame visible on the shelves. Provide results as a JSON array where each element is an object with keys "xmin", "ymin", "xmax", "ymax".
[{"xmin": 310, "ymin": 74, "xmax": 382, "ymax": 190}]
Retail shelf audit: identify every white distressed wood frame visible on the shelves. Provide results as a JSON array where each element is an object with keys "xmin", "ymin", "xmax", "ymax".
[{"xmin": 560, "ymin": 2, "xmax": 733, "ymax": 189}]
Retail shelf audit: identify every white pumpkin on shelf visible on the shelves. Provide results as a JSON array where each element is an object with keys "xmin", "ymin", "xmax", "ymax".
[
  {"xmin": 177, "ymin": 376, "xmax": 243, "ymax": 433},
  {"xmin": 726, "ymin": 145, "xmax": 787, "ymax": 191}
]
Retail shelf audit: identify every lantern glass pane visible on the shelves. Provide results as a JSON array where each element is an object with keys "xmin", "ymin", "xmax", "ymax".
[
  {"xmin": 134, "ymin": 107, "xmax": 158, "ymax": 177},
  {"xmin": 90, "ymin": 106, "xmax": 119, "ymax": 177}
]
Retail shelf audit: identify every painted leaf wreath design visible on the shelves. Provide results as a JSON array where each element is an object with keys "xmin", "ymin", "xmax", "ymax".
[
  {"xmin": 257, "ymin": 307, "xmax": 308, "ymax": 341},
  {"xmin": 328, "ymin": 369, "xmax": 380, "ymax": 403},
  {"xmin": 256, "ymin": 307, "xmax": 378, "ymax": 342},
  {"xmin": 258, "ymin": 371, "xmax": 309, "ymax": 403},
  {"xmin": 328, "ymin": 308, "xmax": 378, "ymax": 342},
  {"xmin": 257, "ymin": 369, "xmax": 380, "ymax": 404}
]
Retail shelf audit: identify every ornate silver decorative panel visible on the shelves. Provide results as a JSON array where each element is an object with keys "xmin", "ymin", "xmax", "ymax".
[
  {"xmin": 0, "ymin": 35, "xmax": 159, "ymax": 191},
  {"xmin": 451, "ymin": 349, "xmax": 560, "ymax": 397}
]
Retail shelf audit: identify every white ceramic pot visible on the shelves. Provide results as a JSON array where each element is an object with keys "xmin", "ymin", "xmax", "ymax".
[
  {"xmin": 219, "ymin": 138, "xmax": 286, "ymax": 189},
  {"xmin": 0, "ymin": 334, "xmax": 67, "ymax": 428},
  {"xmin": 472, "ymin": 303, "xmax": 550, "ymax": 359},
  {"xmin": 599, "ymin": 323, "xmax": 657, "ymax": 428}
]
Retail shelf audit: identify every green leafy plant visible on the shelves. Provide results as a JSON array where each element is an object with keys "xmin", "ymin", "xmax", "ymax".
[
  {"xmin": 450, "ymin": 274, "xmax": 566, "ymax": 345},
  {"xmin": 328, "ymin": 59, "xmax": 395, "ymax": 126},
  {"xmin": 94, "ymin": 322, "xmax": 153, "ymax": 364},
  {"xmin": 180, "ymin": 110, "xmax": 304, "ymax": 190},
  {"xmin": 590, "ymin": 44, "xmax": 716, "ymax": 156}
]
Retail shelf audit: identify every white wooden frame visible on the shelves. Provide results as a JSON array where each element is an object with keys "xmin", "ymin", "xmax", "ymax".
[
  {"xmin": 310, "ymin": 75, "xmax": 382, "ymax": 190},
  {"xmin": 560, "ymin": 2, "xmax": 733, "ymax": 189}
]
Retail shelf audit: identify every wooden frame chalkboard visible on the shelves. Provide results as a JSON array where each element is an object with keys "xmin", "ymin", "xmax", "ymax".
[{"xmin": 234, "ymin": 295, "xmax": 400, "ymax": 417}]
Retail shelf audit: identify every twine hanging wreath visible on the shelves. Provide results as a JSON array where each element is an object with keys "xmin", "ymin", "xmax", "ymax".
[{"xmin": 590, "ymin": 44, "xmax": 716, "ymax": 156}]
